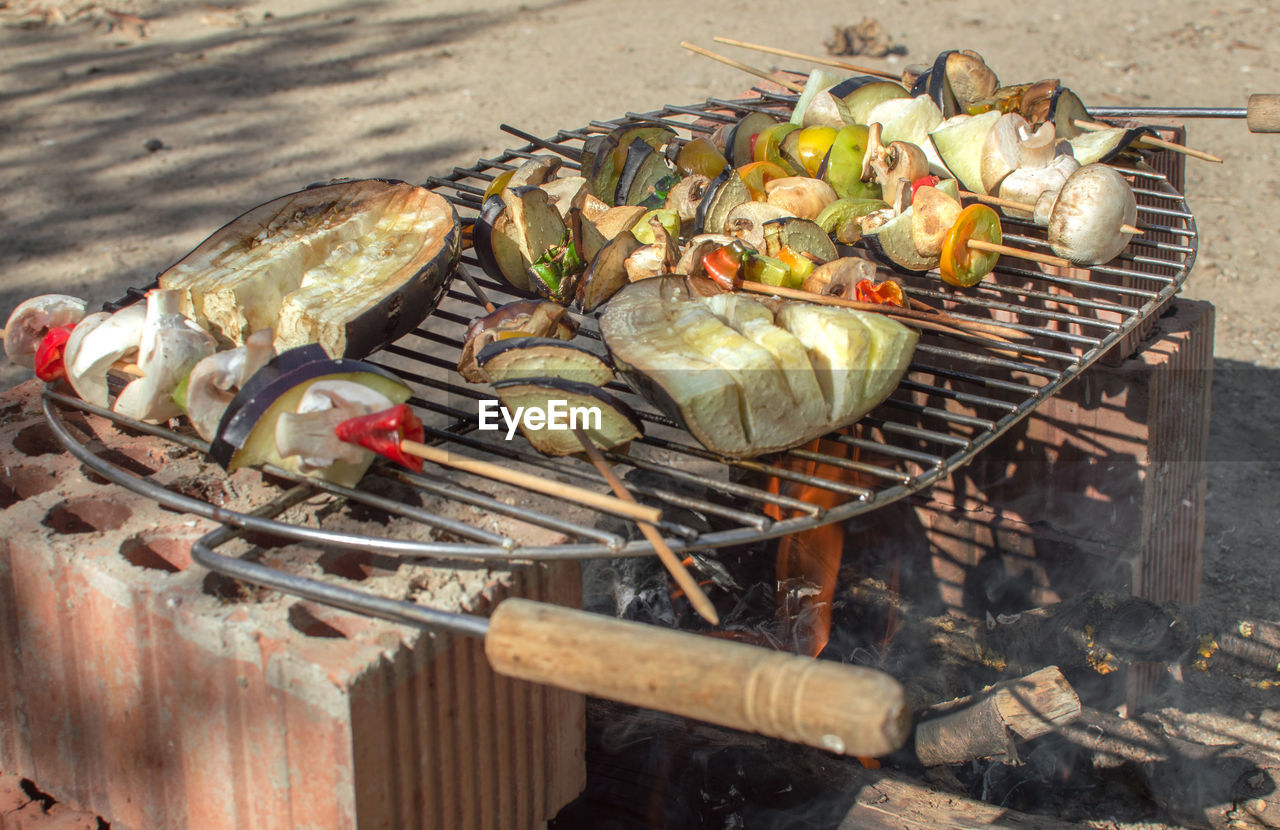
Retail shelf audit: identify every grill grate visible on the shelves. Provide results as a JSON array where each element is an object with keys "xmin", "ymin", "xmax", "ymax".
[{"xmin": 44, "ymin": 90, "xmax": 1196, "ymax": 565}]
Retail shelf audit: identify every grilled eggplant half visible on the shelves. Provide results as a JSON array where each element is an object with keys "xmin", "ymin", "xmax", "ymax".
[
  {"xmin": 600, "ymin": 277, "xmax": 917, "ymax": 458},
  {"xmin": 158, "ymin": 179, "xmax": 459, "ymax": 359}
]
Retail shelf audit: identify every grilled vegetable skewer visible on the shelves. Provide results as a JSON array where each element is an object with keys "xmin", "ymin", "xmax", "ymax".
[{"xmin": 334, "ymin": 404, "xmax": 662, "ymax": 525}]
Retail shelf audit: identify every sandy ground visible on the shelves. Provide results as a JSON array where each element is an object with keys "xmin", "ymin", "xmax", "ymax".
[{"xmin": 2, "ymin": 0, "xmax": 1277, "ymax": 783}]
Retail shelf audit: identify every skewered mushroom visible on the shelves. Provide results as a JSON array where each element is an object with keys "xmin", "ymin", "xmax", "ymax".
[
  {"xmin": 1042, "ymin": 164, "xmax": 1138, "ymax": 265},
  {"xmin": 114, "ymin": 290, "xmax": 216, "ymax": 423},
  {"xmin": 183, "ymin": 329, "xmax": 276, "ymax": 441},
  {"xmin": 64, "ymin": 303, "xmax": 147, "ymax": 407},
  {"xmin": 861, "ymin": 124, "xmax": 930, "ymax": 212},
  {"xmin": 4, "ymin": 294, "xmax": 87, "ymax": 368}
]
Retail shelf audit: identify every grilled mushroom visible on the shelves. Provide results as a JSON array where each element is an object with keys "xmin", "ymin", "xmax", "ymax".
[
  {"xmin": 1045, "ymin": 164, "xmax": 1138, "ymax": 265},
  {"xmin": 980, "ymin": 113, "xmax": 1059, "ymax": 195},
  {"xmin": 765, "ymin": 177, "xmax": 838, "ymax": 221},
  {"xmin": 274, "ymin": 379, "xmax": 395, "ymax": 473},
  {"xmin": 64, "ymin": 303, "xmax": 147, "ymax": 407},
  {"xmin": 800, "ymin": 257, "xmax": 879, "ymax": 299},
  {"xmin": 114, "ymin": 290, "xmax": 216, "ymax": 423},
  {"xmin": 861, "ymin": 124, "xmax": 930, "ymax": 213},
  {"xmin": 999, "ymin": 153, "xmax": 1080, "ymax": 219},
  {"xmin": 183, "ymin": 329, "xmax": 276, "ymax": 441},
  {"xmin": 4, "ymin": 294, "xmax": 87, "ymax": 368}
]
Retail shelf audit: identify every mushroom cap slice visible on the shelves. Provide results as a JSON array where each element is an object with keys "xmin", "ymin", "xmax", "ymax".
[
  {"xmin": 910, "ymin": 186, "xmax": 964, "ymax": 257},
  {"xmin": 183, "ymin": 329, "xmax": 276, "ymax": 441},
  {"xmin": 114, "ymin": 290, "xmax": 216, "ymax": 423},
  {"xmin": 764, "ymin": 177, "xmax": 838, "ymax": 221},
  {"xmin": 4, "ymin": 294, "xmax": 87, "ymax": 368},
  {"xmin": 65, "ymin": 303, "xmax": 147, "ymax": 408},
  {"xmin": 1047, "ymin": 164, "xmax": 1138, "ymax": 265},
  {"xmin": 274, "ymin": 379, "xmax": 394, "ymax": 472}
]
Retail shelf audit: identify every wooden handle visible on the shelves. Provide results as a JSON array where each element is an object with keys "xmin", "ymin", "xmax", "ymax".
[
  {"xmin": 399, "ymin": 440, "xmax": 662, "ymax": 525},
  {"xmin": 680, "ymin": 41, "xmax": 805, "ymax": 93},
  {"xmin": 485, "ymin": 598, "xmax": 912, "ymax": 756},
  {"xmin": 1247, "ymin": 94, "xmax": 1280, "ymax": 133}
]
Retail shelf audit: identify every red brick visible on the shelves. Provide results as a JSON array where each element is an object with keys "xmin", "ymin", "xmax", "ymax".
[{"xmin": 0, "ymin": 380, "xmax": 585, "ymax": 829}]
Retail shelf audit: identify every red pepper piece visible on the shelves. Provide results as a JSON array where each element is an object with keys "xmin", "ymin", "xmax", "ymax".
[
  {"xmin": 34, "ymin": 324, "xmax": 75, "ymax": 382},
  {"xmin": 333, "ymin": 404, "xmax": 426, "ymax": 473},
  {"xmin": 701, "ymin": 244, "xmax": 745, "ymax": 291},
  {"xmin": 910, "ymin": 174, "xmax": 941, "ymax": 201},
  {"xmin": 854, "ymin": 278, "xmax": 906, "ymax": 308}
]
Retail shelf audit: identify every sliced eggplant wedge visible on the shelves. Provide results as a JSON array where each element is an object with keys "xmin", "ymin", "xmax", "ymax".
[
  {"xmin": 911, "ymin": 51, "xmax": 961, "ymax": 118},
  {"xmin": 210, "ymin": 348, "xmax": 411, "ymax": 486},
  {"xmin": 577, "ymin": 231, "xmax": 642, "ymax": 312},
  {"xmin": 458, "ymin": 300, "xmax": 577, "ymax": 382},
  {"xmin": 590, "ymin": 124, "xmax": 678, "ymax": 205},
  {"xmin": 503, "ymin": 186, "xmax": 581, "ymax": 303},
  {"xmin": 473, "ymin": 194, "xmax": 537, "ymax": 294},
  {"xmin": 159, "ymin": 179, "xmax": 459, "ymax": 359},
  {"xmin": 790, "ymin": 68, "xmax": 847, "ymax": 127},
  {"xmin": 861, "ymin": 208, "xmax": 935, "ymax": 275},
  {"xmin": 615, "ymin": 139, "xmax": 676, "ymax": 206},
  {"xmin": 477, "ymin": 337, "xmax": 614, "ymax": 386},
  {"xmin": 763, "ymin": 216, "xmax": 838, "ymax": 263},
  {"xmin": 490, "ymin": 378, "xmax": 642, "ymax": 456},
  {"xmin": 815, "ymin": 198, "xmax": 891, "ymax": 244},
  {"xmin": 695, "ymin": 169, "xmax": 752, "ymax": 234}
]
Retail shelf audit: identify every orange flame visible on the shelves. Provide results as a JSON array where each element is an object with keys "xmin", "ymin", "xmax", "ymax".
[{"xmin": 765, "ymin": 435, "xmax": 863, "ymax": 657}]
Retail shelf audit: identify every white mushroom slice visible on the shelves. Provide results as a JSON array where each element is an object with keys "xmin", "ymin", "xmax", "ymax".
[
  {"xmin": 1046, "ymin": 164, "xmax": 1138, "ymax": 265},
  {"xmin": 862, "ymin": 129, "xmax": 930, "ymax": 214},
  {"xmin": 274, "ymin": 379, "xmax": 393, "ymax": 471},
  {"xmin": 765, "ymin": 177, "xmax": 838, "ymax": 221},
  {"xmin": 981, "ymin": 115, "xmax": 1062, "ymax": 195},
  {"xmin": 999, "ymin": 154, "xmax": 1081, "ymax": 220},
  {"xmin": 910, "ymin": 186, "xmax": 964, "ymax": 257},
  {"xmin": 65, "ymin": 303, "xmax": 147, "ymax": 407},
  {"xmin": 114, "ymin": 290, "xmax": 216, "ymax": 423},
  {"xmin": 183, "ymin": 329, "xmax": 276, "ymax": 441},
  {"xmin": 4, "ymin": 294, "xmax": 87, "ymax": 368}
]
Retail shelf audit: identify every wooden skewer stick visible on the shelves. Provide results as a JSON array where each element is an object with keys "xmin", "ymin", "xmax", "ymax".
[
  {"xmin": 397, "ymin": 439, "xmax": 663, "ymax": 526},
  {"xmin": 958, "ymin": 190, "xmax": 1143, "ymax": 235},
  {"xmin": 733, "ymin": 281, "xmax": 1033, "ymax": 343},
  {"xmin": 711, "ymin": 36, "xmax": 899, "ymax": 81},
  {"xmin": 1072, "ymin": 119, "xmax": 1223, "ymax": 164},
  {"xmin": 680, "ymin": 41, "xmax": 805, "ymax": 94},
  {"xmin": 966, "ymin": 238, "xmax": 1071, "ymax": 268},
  {"xmin": 572, "ymin": 428, "xmax": 720, "ymax": 626}
]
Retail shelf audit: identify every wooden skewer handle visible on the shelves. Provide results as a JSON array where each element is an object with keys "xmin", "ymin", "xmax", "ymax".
[
  {"xmin": 679, "ymin": 41, "xmax": 805, "ymax": 93},
  {"xmin": 1247, "ymin": 94, "xmax": 1280, "ymax": 133},
  {"xmin": 485, "ymin": 598, "xmax": 912, "ymax": 756},
  {"xmin": 399, "ymin": 439, "xmax": 662, "ymax": 525},
  {"xmin": 966, "ymin": 238, "xmax": 1072, "ymax": 268}
]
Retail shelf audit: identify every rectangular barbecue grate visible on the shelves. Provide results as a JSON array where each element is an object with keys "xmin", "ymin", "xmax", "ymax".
[{"xmin": 44, "ymin": 89, "xmax": 1196, "ymax": 574}]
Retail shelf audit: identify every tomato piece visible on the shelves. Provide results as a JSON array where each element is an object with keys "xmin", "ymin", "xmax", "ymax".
[
  {"xmin": 34, "ymin": 324, "xmax": 75, "ymax": 382},
  {"xmin": 735, "ymin": 161, "xmax": 789, "ymax": 201},
  {"xmin": 940, "ymin": 204, "xmax": 1002, "ymax": 288}
]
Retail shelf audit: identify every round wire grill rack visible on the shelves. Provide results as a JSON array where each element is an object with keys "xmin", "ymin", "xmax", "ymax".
[{"xmin": 42, "ymin": 88, "xmax": 1197, "ymax": 563}]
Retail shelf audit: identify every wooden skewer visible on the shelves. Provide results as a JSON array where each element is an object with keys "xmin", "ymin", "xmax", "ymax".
[
  {"xmin": 958, "ymin": 190, "xmax": 1143, "ymax": 235},
  {"xmin": 680, "ymin": 41, "xmax": 805, "ymax": 94},
  {"xmin": 733, "ymin": 281, "xmax": 1033, "ymax": 342},
  {"xmin": 966, "ymin": 238, "xmax": 1071, "ymax": 268},
  {"xmin": 398, "ymin": 439, "xmax": 663, "ymax": 526},
  {"xmin": 711, "ymin": 36, "xmax": 899, "ymax": 81},
  {"xmin": 572, "ymin": 428, "xmax": 720, "ymax": 626},
  {"xmin": 1072, "ymin": 119, "xmax": 1222, "ymax": 164}
]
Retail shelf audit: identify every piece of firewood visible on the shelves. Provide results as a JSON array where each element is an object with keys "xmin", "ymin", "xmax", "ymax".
[{"xmin": 915, "ymin": 666, "xmax": 1082, "ymax": 767}]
